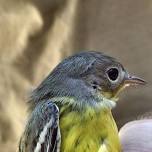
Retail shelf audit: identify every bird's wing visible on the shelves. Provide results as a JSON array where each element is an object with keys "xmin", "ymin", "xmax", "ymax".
[{"xmin": 19, "ymin": 100, "xmax": 61, "ymax": 152}]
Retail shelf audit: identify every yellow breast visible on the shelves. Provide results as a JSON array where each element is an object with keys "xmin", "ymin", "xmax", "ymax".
[{"xmin": 59, "ymin": 107, "xmax": 121, "ymax": 152}]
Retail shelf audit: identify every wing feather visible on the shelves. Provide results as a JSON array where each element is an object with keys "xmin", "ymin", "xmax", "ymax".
[{"xmin": 19, "ymin": 100, "xmax": 60, "ymax": 152}]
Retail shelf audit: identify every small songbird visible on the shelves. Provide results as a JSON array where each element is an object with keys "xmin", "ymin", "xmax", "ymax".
[{"xmin": 18, "ymin": 51, "xmax": 146, "ymax": 152}]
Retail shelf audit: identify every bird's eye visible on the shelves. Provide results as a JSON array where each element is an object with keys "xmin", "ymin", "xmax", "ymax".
[{"xmin": 106, "ymin": 67, "xmax": 119, "ymax": 81}]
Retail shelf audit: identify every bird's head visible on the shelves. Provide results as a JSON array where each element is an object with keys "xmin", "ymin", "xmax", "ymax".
[{"xmin": 32, "ymin": 51, "xmax": 146, "ymax": 110}]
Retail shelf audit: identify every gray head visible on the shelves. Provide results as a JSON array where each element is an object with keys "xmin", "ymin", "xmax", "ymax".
[{"xmin": 30, "ymin": 51, "xmax": 146, "ymax": 110}]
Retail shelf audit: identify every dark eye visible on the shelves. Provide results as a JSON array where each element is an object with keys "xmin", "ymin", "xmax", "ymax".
[{"xmin": 106, "ymin": 68, "xmax": 119, "ymax": 81}]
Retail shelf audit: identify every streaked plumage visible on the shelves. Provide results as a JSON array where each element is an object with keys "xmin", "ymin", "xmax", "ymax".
[
  {"xmin": 19, "ymin": 101, "xmax": 60, "ymax": 152},
  {"xmin": 19, "ymin": 51, "xmax": 145, "ymax": 152}
]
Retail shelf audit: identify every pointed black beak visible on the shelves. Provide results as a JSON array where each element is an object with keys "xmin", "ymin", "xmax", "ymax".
[{"xmin": 124, "ymin": 74, "xmax": 147, "ymax": 86}]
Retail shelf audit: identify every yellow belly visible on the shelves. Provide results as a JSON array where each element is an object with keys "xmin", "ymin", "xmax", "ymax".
[{"xmin": 59, "ymin": 108, "xmax": 121, "ymax": 152}]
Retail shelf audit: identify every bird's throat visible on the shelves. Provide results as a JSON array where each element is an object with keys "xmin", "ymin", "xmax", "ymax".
[{"xmin": 59, "ymin": 106, "xmax": 121, "ymax": 152}]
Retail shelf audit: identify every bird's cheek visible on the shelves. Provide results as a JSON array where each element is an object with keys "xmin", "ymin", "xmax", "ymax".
[{"xmin": 101, "ymin": 91, "xmax": 114, "ymax": 99}]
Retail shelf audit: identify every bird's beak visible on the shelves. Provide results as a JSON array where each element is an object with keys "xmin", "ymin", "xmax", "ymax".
[
  {"xmin": 124, "ymin": 73, "xmax": 147, "ymax": 86},
  {"xmin": 111, "ymin": 73, "xmax": 146, "ymax": 101}
]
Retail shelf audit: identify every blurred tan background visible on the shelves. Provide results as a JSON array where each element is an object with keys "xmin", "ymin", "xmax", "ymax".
[{"xmin": 0, "ymin": 0, "xmax": 152, "ymax": 151}]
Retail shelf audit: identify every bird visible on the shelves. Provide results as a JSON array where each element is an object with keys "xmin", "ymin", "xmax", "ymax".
[{"xmin": 18, "ymin": 51, "xmax": 146, "ymax": 152}]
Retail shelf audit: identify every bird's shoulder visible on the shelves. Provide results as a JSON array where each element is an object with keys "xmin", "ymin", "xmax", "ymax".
[{"xmin": 19, "ymin": 100, "xmax": 60, "ymax": 152}]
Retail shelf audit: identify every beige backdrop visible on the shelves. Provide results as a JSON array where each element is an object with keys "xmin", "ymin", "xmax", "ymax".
[{"xmin": 0, "ymin": 0, "xmax": 152, "ymax": 151}]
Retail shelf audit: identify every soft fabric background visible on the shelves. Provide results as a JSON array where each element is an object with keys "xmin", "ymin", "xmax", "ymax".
[{"xmin": 0, "ymin": 0, "xmax": 151, "ymax": 151}]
